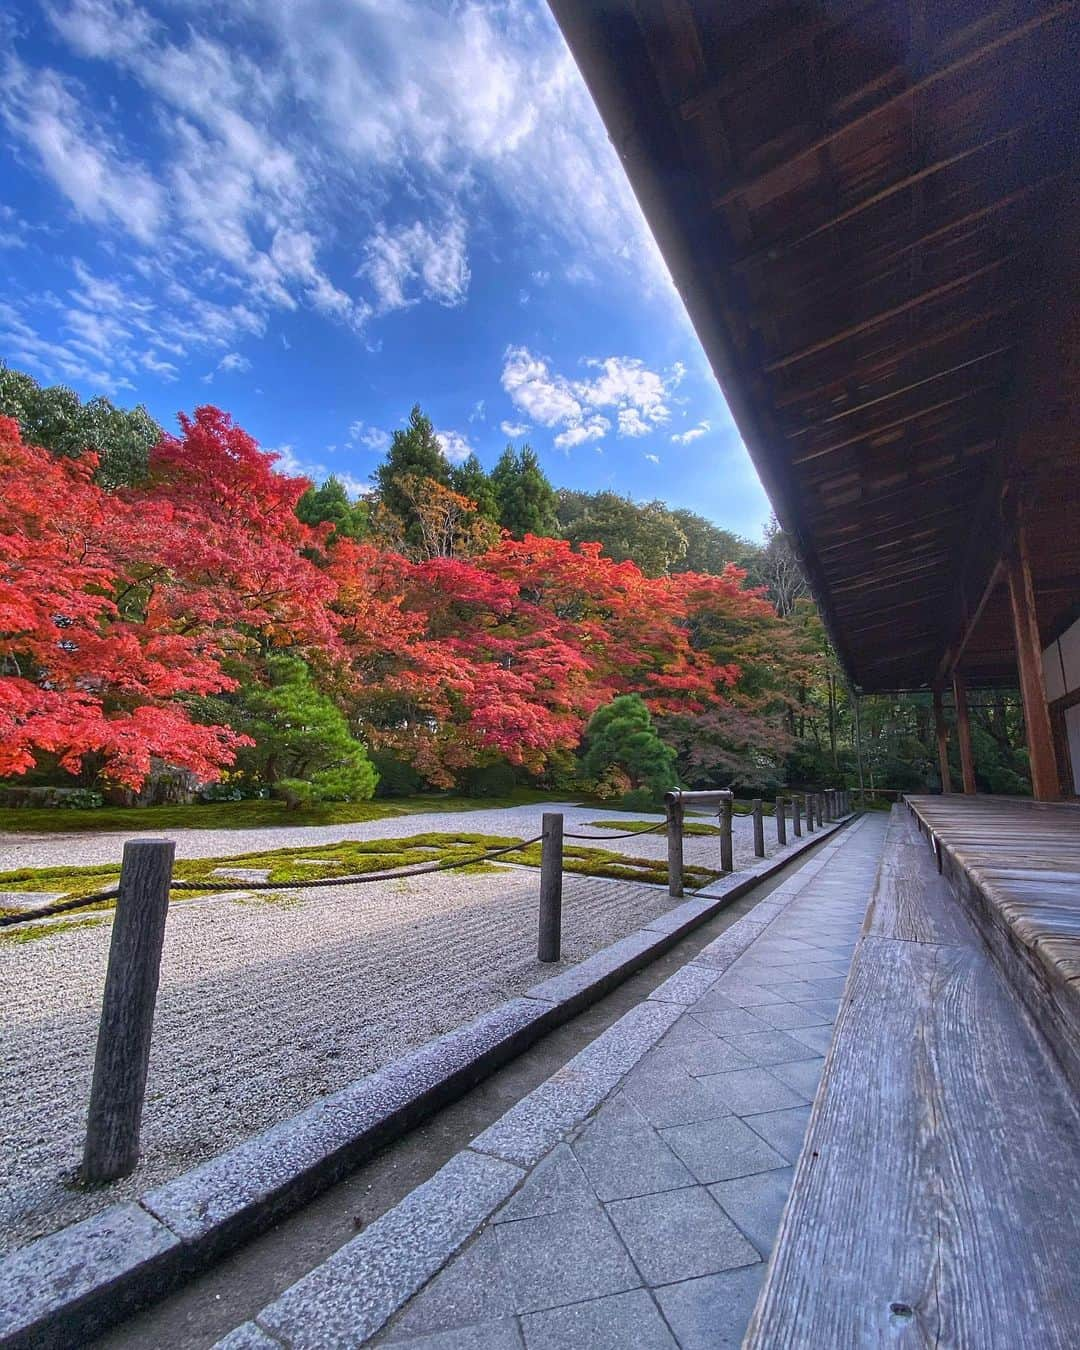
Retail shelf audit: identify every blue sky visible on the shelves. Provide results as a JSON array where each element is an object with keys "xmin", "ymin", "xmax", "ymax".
[{"xmin": 0, "ymin": 0, "xmax": 773, "ymax": 538}]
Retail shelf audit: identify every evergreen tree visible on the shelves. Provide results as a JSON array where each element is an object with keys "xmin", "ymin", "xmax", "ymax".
[
  {"xmin": 580, "ymin": 694, "xmax": 676, "ymax": 796},
  {"xmin": 296, "ymin": 475, "xmax": 370, "ymax": 540},
  {"xmin": 0, "ymin": 363, "xmax": 161, "ymax": 488},
  {"xmin": 374, "ymin": 406, "xmax": 450, "ymax": 525},
  {"xmin": 491, "ymin": 444, "xmax": 558, "ymax": 537},
  {"xmin": 229, "ymin": 654, "xmax": 378, "ymax": 806},
  {"xmin": 449, "ymin": 452, "xmax": 498, "ymax": 521}
]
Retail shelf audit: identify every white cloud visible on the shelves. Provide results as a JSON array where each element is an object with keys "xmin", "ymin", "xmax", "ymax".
[
  {"xmin": 644, "ymin": 452, "xmax": 660, "ymax": 464},
  {"xmin": 218, "ymin": 352, "xmax": 251, "ymax": 374},
  {"xmin": 17, "ymin": 0, "xmax": 686, "ymax": 396},
  {"xmin": 671, "ymin": 420, "xmax": 711, "ymax": 445},
  {"xmin": 0, "ymin": 56, "xmax": 163, "ymax": 243},
  {"xmin": 502, "ymin": 346, "xmax": 683, "ymax": 451},
  {"xmin": 617, "ymin": 408, "xmax": 650, "ymax": 438},
  {"xmin": 468, "ymin": 400, "xmax": 485, "ymax": 423},
  {"xmin": 435, "ymin": 429, "xmax": 473, "ymax": 464},
  {"xmin": 348, "ymin": 421, "xmax": 390, "ymax": 452},
  {"xmin": 359, "ymin": 215, "xmax": 470, "ymax": 314},
  {"xmin": 554, "ymin": 416, "xmax": 609, "ymax": 450},
  {"xmin": 500, "ymin": 420, "xmax": 530, "ymax": 438},
  {"xmin": 501, "ymin": 346, "xmax": 582, "ymax": 427}
]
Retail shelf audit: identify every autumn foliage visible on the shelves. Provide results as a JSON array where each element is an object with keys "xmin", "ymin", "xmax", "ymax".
[{"xmin": 1, "ymin": 407, "xmax": 805, "ymax": 793}]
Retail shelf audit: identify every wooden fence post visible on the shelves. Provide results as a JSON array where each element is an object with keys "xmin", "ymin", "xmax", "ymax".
[
  {"xmin": 806, "ymin": 794, "xmax": 816, "ymax": 832},
  {"xmin": 83, "ymin": 839, "xmax": 175, "ymax": 1183},
  {"xmin": 666, "ymin": 795, "xmax": 684, "ymax": 898},
  {"xmin": 776, "ymin": 796, "xmax": 787, "ymax": 846},
  {"xmin": 752, "ymin": 799, "xmax": 765, "ymax": 858},
  {"xmin": 719, "ymin": 796, "xmax": 733, "ymax": 873},
  {"xmin": 538, "ymin": 812, "xmax": 564, "ymax": 963},
  {"xmin": 792, "ymin": 794, "xmax": 802, "ymax": 837}
]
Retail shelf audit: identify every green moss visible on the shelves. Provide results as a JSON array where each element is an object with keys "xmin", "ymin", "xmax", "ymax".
[
  {"xmin": 0, "ymin": 916, "xmax": 104, "ymax": 945},
  {"xmin": 1, "ymin": 824, "xmax": 709, "ymax": 920}
]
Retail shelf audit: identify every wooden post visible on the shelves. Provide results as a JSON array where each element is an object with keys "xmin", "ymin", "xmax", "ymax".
[
  {"xmin": 666, "ymin": 795, "xmax": 684, "ymax": 898},
  {"xmin": 853, "ymin": 692, "xmax": 866, "ymax": 805},
  {"xmin": 805, "ymin": 793, "xmax": 816, "ymax": 832},
  {"xmin": 1004, "ymin": 523, "xmax": 1060, "ymax": 801},
  {"xmin": 719, "ymin": 797, "xmax": 734, "ymax": 873},
  {"xmin": 537, "ymin": 813, "xmax": 564, "ymax": 963},
  {"xmin": 752, "ymin": 799, "xmax": 765, "ymax": 857},
  {"xmin": 932, "ymin": 684, "xmax": 952, "ymax": 794},
  {"xmin": 792, "ymin": 794, "xmax": 802, "ymax": 836},
  {"xmin": 952, "ymin": 674, "xmax": 977, "ymax": 795},
  {"xmin": 776, "ymin": 796, "xmax": 787, "ymax": 846},
  {"xmin": 83, "ymin": 839, "xmax": 175, "ymax": 1183}
]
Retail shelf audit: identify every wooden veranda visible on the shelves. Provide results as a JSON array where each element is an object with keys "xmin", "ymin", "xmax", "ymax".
[{"xmin": 550, "ymin": 0, "xmax": 1080, "ymax": 800}]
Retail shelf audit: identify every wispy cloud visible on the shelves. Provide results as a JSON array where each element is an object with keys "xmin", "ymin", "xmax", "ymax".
[
  {"xmin": 671, "ymin": 420, "xmax": 711, "ymax": 445},
  {"xmin": 348, "ymin": 421, "xmax": 390, "ymax": 452},
  {"xmin": 359, "ymin": 214, "xmax": 470, "ymax": 314},
  {"xmin": 500, "ymin": 420, "xmax": 530, "ymax": 438},
  {"xmin": 217, "ymin": 352, "xmax": 251, "ymax": 374}
]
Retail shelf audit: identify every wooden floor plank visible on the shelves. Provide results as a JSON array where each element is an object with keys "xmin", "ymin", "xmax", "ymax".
[{"xmin": 747, "ymin": 935, "xmax": 1080, "ymax": 1348}]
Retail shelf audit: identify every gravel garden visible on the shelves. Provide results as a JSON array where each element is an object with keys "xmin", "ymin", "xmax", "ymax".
[{"xmin": 0, "ymin": 802, "xmax": 774, "ymax": 1251}]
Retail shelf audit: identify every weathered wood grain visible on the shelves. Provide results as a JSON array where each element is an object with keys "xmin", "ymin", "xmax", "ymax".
[
  {"xmin": 907, "ymin": 795, "xmax": 1080, "ymax": 1086},
  {"xmin": 747, "ymin": 931, "xmax": 1080, "ymax": 1348},
  {"xmin": 864, "ymin": 809, "xmax": 971, "ymax": 946}
]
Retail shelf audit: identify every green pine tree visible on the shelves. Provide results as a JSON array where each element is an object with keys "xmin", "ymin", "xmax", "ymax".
[
  {"xmin": 580, "ymin": 694, "xmax": 676, "ymax": 796},
  {"xmin": 374, "ymin": 405, "xmax": 450, "ymax": 534},
  {"xmin": 449, "ymin": 453, "xmax": 498, "ymax": 520},
  {"xmin": 491, "ymin": 444, "xmax": 558, "ymax": 537},
  {"xmin": 296, "ymin": 475, "xmax": 370, "ymax": 540},
  {"xmin": 230, "ymin": 655, "xmax": 378, "ymax": 806}
]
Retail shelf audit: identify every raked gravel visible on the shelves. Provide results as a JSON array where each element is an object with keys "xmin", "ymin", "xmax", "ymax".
[
  {"xmin": 0, "ymin": 802, "xmax": 767, "ymax": 871},
  {"xmin": 0, "ymin": 807, "xmax": 774, "ymax": 1253}
]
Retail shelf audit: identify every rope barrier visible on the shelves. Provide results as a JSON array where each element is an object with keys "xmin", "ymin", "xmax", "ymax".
[
  {"xmin": 564, "ymin": 821, "xmax": 668, "ymax": 841},
  {"xmin": 0, "ymin": 835, "xmax": 545, "ymax": 929}
]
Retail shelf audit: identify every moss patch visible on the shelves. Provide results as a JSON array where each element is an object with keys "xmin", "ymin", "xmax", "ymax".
[
  {"xmin": 0, "ymin": 916, "xmax": 104, "ymax": 945},
  {"xmin": 0, "ymin": 826, "xmax": 709, "ymax": 918}
]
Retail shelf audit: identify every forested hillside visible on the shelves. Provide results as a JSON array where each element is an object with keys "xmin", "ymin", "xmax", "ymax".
[{"xmin": 0, "ymin": 368, "xmax": 1033, "ymax": 806}]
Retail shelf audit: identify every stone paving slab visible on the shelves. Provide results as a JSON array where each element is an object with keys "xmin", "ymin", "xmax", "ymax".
[{"xmin": 212, "ymin": 813, "xmax": 882, "ymax": 1349}]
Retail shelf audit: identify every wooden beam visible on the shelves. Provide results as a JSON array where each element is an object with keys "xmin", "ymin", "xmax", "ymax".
[
  {"xmin": 711, "ymin": 5, "xmax": 1074, "ymax": 208},
  {"xmin": 933, "ymin": 685, "xmax": 953, "ymax": 794},
  {"xmin": 766, "ymin": 256, "xmax": 1014, "ymax": 372},
  {"xmin": 952, "ymin": 674, "xmax": 978, "ymax": 793},
  {"xmin": 1004, "ymin": 517, "xmax": 1061, "ymax": 800},
  {"xmin": 731, "ymin": 127, "xmax": 1034, "ymax": 270}
]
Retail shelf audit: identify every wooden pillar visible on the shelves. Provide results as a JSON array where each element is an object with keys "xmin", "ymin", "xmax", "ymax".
[
  {"xmin": 1004, "ymin": 524, "xmax": 1060, "ymax": 800},
  {"xmin": 537, "ymin": 813, "xmax": 564, "ymax": 963},
  {"xmin": 952, "ymin": 674, "xmax": 977, "ymax": 795},
  {"xmin": 932, "ymin": 685, "xmax": 952, "ymax": 794}
]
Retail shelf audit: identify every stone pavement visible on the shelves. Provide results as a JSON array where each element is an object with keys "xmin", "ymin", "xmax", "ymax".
[{"xmin": 350, "ymin": 812, "xmax": 887, "ymax": 1349}]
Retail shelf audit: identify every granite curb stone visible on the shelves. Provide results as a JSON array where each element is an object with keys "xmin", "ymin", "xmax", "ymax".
[
  {"xmin": 144, "ymin": 997, "xmax": 561, "ymax": 1251},
  {"xmin": 251, "ymin": 1150, "xmax": 523, "ymax": 1349},
  {"xmin": 0, "ymin": 1202, "xmax": 181, "ymax": 1350}
]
